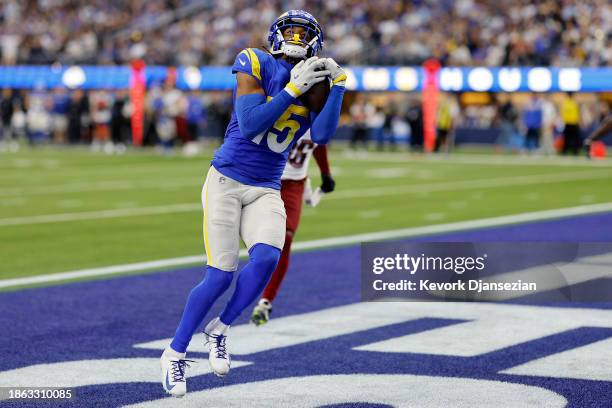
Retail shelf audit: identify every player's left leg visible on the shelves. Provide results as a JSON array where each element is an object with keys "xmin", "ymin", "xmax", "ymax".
[
  {"xmin": 252, "ymin": 179, "xmax": 305, "ymax": 325},
  {"xmin": 203, "ymin": 188, "xmax": 285, "ymax": 376},
  {"xmin": 161, "ymin": 166, "xmax": 241, "ymax": 392}
]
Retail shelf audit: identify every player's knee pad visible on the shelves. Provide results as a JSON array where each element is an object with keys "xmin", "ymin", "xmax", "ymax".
[{"xmin": 249, "ymin": 243, "xmax": 281, "ymax": 273}]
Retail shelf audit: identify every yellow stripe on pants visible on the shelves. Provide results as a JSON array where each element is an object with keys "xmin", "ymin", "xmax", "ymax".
[{"xmin": 203, "ymin": 172, "xmax": 213, "ymax": 266}]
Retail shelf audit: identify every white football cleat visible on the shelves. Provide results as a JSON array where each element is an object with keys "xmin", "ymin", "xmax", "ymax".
[
  {"xmin": 160, "ymin": 347, "xmax": 194, "ymax": 398},
  {"xmin": 251, "ymin": 298, "xmax": 273, "ymax": 326},
  {"xmin": 204, "ymin": 318, "xmax": 231, "ymax": 377}
]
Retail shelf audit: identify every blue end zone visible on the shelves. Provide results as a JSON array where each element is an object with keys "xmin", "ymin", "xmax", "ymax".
[{"xmin": 0, "ymin": 212, "xmax": 611, "ymax": 407}]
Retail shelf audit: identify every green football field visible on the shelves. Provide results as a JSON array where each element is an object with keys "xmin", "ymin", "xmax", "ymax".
[{"xmin": 1, "ymin": 146, "xmax": 612, "ymax": 281}]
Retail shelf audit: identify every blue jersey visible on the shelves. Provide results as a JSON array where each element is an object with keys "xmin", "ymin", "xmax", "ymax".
[{"xmin": 211, "ymin": 48, "xmax": 311, "ymax": 189}]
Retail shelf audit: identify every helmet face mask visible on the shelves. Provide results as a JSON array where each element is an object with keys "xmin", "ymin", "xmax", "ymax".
[{"xmin": 268, "ymin": 10, "xmax": 324, "ymax": 60}]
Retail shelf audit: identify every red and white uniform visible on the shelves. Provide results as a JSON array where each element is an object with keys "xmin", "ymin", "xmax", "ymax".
[
  {"xmin": 283, "ymin": 132, "xmax": 316, "ymax": 181},
  {"xmin": 261, "ymin": 131, "xmax": 331, "ymax": 302}
]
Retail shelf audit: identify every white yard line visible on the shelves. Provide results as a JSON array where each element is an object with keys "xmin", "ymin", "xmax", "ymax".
[
  {"xmin": 0, "ymin": 179, "xmax": 202, "ymax": 197},
  {"xmin": 0, "ymin": 203, "xmax": 201, "ymax": 226},
  {"xmin": 2, "ymin": 169, "xmax": 611, "ymax": 227},
  {"xmin": 328, "ymin": 169, "xmax": 612, "ymax": 200},
  {"xmin": 345, "ymin": 152, "xmax": 612, "ymax": 167},
  {"xmin": 1, "ymin": 202, "xmax": 612, "ymax": 289}
]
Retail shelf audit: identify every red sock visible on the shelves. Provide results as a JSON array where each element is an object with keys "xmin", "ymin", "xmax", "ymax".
[{"xmin": 261, "ymin": 232, "xmax": 293, "ymax": 302}]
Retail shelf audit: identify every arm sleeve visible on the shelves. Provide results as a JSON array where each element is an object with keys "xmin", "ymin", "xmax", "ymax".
[
  {"xmin": 309, "ymin": 85, "xmax": 345, "ymax": 145},
  {"xmin": 232, "ymin": 47, "xmax": 299, "ymax": 139},
  {"xmin": 313, "ymin": 145, "xmax": 331, "ymax": 175},
  {"xmin": 235, "ymin": 91, "xmax": 295, "ymax": 140}
]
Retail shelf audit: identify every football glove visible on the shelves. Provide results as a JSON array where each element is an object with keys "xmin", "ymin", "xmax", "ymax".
[
  {"xmin": 320, "ymin": 173, "xmax": 336, "ymax": 193},
  {"xmin": 325, "ymin": 58, "xmax": 347, "ymax": 87},
  {"xmin": 285, "ymin": 57, "xmax": 329, "ymax": 98}
]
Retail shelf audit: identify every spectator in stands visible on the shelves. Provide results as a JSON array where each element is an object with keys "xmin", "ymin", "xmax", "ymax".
[
  {"xmin": 349, "ymin": 94, "xmax": 372, "ymax": 150},
  {"xmin": 0, "ymin": 89, "xmax": 15, "ymax": 150},
  {"xmin": 186, "ymin": 91, "xmax": 206, "ymax": 141},
  {"xmin": 25, "ymin": 86, "xmax": 51, "ymax": 146},
  {"xmin": 368, "ymin": 105, "xmax": 386, "ymax": 151},
  {"xmin": 381, "ymin": 107, "xmax": 396, "ymax": 151},
  {"xmin": 522, "ymin": 94, "xmax": 543, "ymax": 153},
  {"xmin": 67, "ymin": 90, "xmax": 89, "ymax": 144},
  {"xmin": 560, "ymin": 92, "xmax": 582, "ymax": 155},
  {"xmin": 540, "ymin": 96, "xmax": 557, "ymax": 155},
  {"xmin": 3, "ymin": 1, "xmax": 610, "ymax": 68},
  {"xmin": 10, "ymin": 91, "xmax": 27, "ymax": 144},
  {"xmin": 90, "ymin": 90, "xmax": 113, "ymax": 152},
  {"xmin": 496, "ymin": 94, "xmax": 519, "ymax": 150},
  {"xmin": 51, "ymin": 88, "xmax": 70, "ymax": 144},
  {"xmin": 156, "ymin": 82, "xmax": 187, "ymax": 152},
  {"xmin": 206, "ymin": 92, "xmax": 232, "ymax": 144},
  {"xmin": 406, "ymin": 97, "xmax": 424, "ymax": 151},
  {"xmin": 111, "ymin": 90, "xmax": 130, "ymax": 153}
]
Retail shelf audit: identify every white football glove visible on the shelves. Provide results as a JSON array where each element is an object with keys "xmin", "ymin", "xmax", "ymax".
[
  {"xmin": 284, "ymin": 57, "xmax": 330, "ymax": 98},
  {"xmin": 324, "ymin": 58, "xmax": 347, "ymax": 87}
]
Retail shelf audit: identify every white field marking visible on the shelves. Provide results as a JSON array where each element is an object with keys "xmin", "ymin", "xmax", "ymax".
[
  {"xmin": 0, "ymin": 358, "xmax": 252, "ymax": 393},
  {"xmin": 113, "ymin": 201, "xmax": 139, "ymax": 209},
  {"xmin": 358, "ymin": 210, "xmax": 382, "ymax": 219},
  {"xmin": 2, "ymin": 169, "xmax": 612, "ymax": 227},
  {"xmin": 424, "ymin": 212, "xmax": 446, "ymax": 221},
  {"xmin": 0, "ymin": 179, "xmax": 202, "ymax": 197},
  {"xmin": 135, "ymin": 301, "xmax": 612, "ymax": 357},
  {"xmin": 366, "ymin": 167, "xmax": 413, "ymax": 178},
  {"xmin": 0, "ymin": 254, "xmax": 208, "ymax": 289},
  {"xmin": 3, "ymin": 155, "xmax": 610, "ymax": 198},
  {"xmin": 2, "ymin": 202, "xmax": 612, "ymax": 290},
  {"xmin": 345, "ymin": 151, "xmax": 612, "ymax": 167},
  {"xmin": 501, "ymin": 338, "xmax": 612, "ymax": 382},
  {"xmin": 7, "ymin": 152, "xmax": 605, "ymax": 197},
  {"xmin": 0, "ymin": 203, "xmax": 200, "ymax": 227},
  {"xmin": 352, "ymin": 301, "xmax": 612, "ymax": 361},
  {"xmin": 124, "ymin": 374, "xmax": 567, "ymax": 408},
  {"xmin": 328, "ymin": 169, "xmax": 612, "ymax": 200}
]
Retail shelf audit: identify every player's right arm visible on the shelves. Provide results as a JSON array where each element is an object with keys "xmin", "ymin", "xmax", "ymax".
[{"xmin": 234, "ymin": 51, "xmax": 328, "ymax": 140}]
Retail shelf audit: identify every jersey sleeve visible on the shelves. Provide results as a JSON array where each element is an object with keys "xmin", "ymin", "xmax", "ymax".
[{"xmin": 231, "ymin": 48, "xmax": 266, "ymax": 83}]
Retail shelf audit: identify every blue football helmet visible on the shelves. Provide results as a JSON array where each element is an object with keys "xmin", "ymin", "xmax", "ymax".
[{"xmin": 268, "ymin": 10, "xmax": 324, "ymax": 60}]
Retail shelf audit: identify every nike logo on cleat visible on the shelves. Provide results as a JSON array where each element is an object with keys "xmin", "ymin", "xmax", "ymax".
[{"xmin": 165, "ymin": 372, "xmax": 175, "ymax": 391}]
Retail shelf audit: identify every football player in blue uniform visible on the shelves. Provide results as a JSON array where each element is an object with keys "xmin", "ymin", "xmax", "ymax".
[{"xmin": 160, "ymin": 10, "xmax": 346, "ymax": 397}]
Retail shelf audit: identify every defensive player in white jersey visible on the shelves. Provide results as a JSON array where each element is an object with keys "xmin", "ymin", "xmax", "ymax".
[{"xmin": 251, "ymin": 131, "xmax": 335, "ymax": 325}]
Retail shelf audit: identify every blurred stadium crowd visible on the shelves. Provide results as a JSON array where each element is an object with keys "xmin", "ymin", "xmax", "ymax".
[
  {"xmin": 0, "ymin": 85, "xmax": 608, "ymax": 155},
  {"xmin": 0, "ymin": 0, "xmax": 610, "ymax": 155},
  {"xmin": 1, "ymin": 0, "xmax": 610, "ymax": 67}
]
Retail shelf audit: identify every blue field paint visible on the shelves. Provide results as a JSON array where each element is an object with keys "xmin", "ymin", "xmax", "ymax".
[{"xmin": 1, "ymin": 213, "xmax": 611, "ymax": 407}]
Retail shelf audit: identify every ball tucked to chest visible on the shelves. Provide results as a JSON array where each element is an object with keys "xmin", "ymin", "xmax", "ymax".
[{"xmin": 299, "ymin": 75, "xmax": 331, "ymax": 113}]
